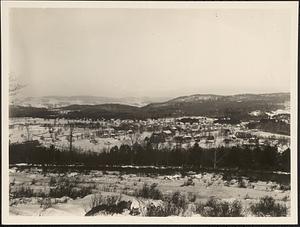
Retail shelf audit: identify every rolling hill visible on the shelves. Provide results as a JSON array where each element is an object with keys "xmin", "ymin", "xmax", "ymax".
[
  {"xmin": 141, "ymin": 93, "xmax": 290, "ymax": 120},
  {"xmin": 9, "ymin": 93, "xmax": 290, "ymax": 121},
  {"xmin": 17, "ymin": 96, "xmax": 170, "ymax": 108}
]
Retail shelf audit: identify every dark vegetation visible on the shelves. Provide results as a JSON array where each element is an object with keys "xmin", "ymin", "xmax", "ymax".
[
  {"xmin": 135, "ymin": 183, "xmax": 163, "ymax": 200},
  {"xmin": 10, "ymin": 176, "xmax": 94, "ymax": 201},
  {"xmin": 195, "ymin": 197, "xmax": 243, "ymax": 217},
  {"xmin": 249, "ymin": 196, "xmax": 287, "ymax": 217},
  {"xmin": 176, "ymin": 118, "xmax": 199, "ymax": 124},
  {"xmin": 49, "ymin": 177, "xmax": 93, "ymax": 199},
  {"xmin": 247, "ymin": 118, "xmax": 290, "ymax": 136},
  {"xmin": 10, "ymin": 183, "xmax": 288, "ymax": 217},
  {"xmin": 142, "ymin": 93, "xmax": 288, "ymax": 121},
  {"xmin": 145, "ymin": 191, "xmax": 244, "ymax": 217},
  {"xmin": 9, "ymin": 106, "xmax": 56, "ymax": 118},
  {"xmin": 85, "ymin": 194, "xmax": 131, "ymax": 216},
  {"xmin": 10, "ymin": 185, "xmax": 47, "ymax": 199},
  {"xmin": 9, "ymin": 141, "xmax": 290, "ymax": 172},
  {"xmin": 61, "ymin": 104, "xmax": 140, "ymax": 120},
  {"xmin": 146, "ymin": 191, "xmax": 189, "ymax": 216},
  {"xmin": 144, "ymin": 189, "xmax": 287, "ymax": 217},
  {"xmin": 10, "ymin": 186, "xmax": 34, "ymax": 198}
]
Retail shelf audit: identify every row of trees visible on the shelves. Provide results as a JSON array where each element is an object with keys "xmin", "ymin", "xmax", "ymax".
[
  {"xmin": 9, "ymin": 140, "xmax": 290, "ymax": 172},
  {"xmin": 247, "ymin": 118, "xmax": 290, "ymax": 136}
]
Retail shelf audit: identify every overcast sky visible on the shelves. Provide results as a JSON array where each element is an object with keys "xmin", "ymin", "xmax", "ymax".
[{"xmin": 9, "ymin": 7, "xmax": 293, "ymax": 98}]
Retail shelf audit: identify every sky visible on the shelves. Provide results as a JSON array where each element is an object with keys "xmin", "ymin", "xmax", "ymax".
[{"xmin": 9, "ymin": 7, "xmax": 294, "ymax": 98}]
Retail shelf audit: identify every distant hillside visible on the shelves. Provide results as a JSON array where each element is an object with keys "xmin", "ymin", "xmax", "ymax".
[
  {"xmin": 9, "ymin": 106, "xmax": 56, "ymax": 118},
  {"xmin": 60, "ymin": 104, "xmax": 141, "ymax": 120},
  {"xmin": 17, "ymin": 96, "xmax": 170, "ymax": 108},
  {"xmin": 141, "ymin": 93, "xmax": 290, "ymax": 120},
  {"xmin": 10, "ymin": 93, "xmax": 290, "ymax": 121}
]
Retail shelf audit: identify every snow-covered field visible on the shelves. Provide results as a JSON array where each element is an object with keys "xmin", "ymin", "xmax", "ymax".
[{"xmin": 9, "ymin": 167, "xmax": 290, "ymax": 217}]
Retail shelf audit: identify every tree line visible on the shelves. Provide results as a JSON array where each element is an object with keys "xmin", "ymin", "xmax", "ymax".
[{"xmin": 9, "ymin": 140, "xmax": 290, "ymax": 172}]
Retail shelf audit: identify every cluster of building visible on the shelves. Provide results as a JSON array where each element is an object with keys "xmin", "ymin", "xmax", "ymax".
[{"xmin": 9, "ymin": 116, "xmax": 290, "ymax": 153}]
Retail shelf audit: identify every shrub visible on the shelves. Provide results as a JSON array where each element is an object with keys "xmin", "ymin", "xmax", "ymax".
[
  {"xmin": 39, "ymin": 197, "xmax": 52, "ymax": 210},
  {"xmin": 85, "ymin": 194, "xmax": 131, "ymax": 216},
  {"xmin": 222, "ymin": 173, "xmax": 233, "ymax": 182},
  {"xmin": 282, "ymin": 195, "xmax": 289, "ymax": 202},
  {"xmin": 129, "ymin": 207, "xmax": 141, "ymax": 216},
  {"xmin": 250, "ymin": 196, "xmax": 287, "ymax": 217},
  {"xmin": 146, "ymin": 191, "xmax": 189, "ymax": 217},
  {"xmin": 181, "ymin": 178, "xmax": 195, "ymax": 187},
  {"xmin": 196, "ymin": 198, "xmax": 243, "ymax": 217},
  {"xmin": 136, "ymin": 183, "xmax": 163, "ymax": 200},
  {"xmin": 279, "ymin": 184, "xmax": 291, "ymax": 191},
  {"xmin": 86, "ymin": 193, "xmax": 122, "ymax": 212},
  {"xmin": 187, "ymin": 192, "xmax": 197, "ymax": 203},
  {"xmin": 49, "ymin": 178, "xmax": 92, "ymax": 199},
  {"xmin": 238, "ymin": 177, "xmax": 247, "ymax": 188},
  {"xmin": 145, "ymin": 201, "xmax": 182, "ymax": 217},
  {"xmin": 100, "ymin": 184, "xmax": 112, "ymax": 192},
  {"xmin": 86, "ymin": 193, "xmax": 105, "ymax": 211},
  {"xmin": 49, "ymin": 176, "xmax": 57, "ymax": 186},
  {"xmin": 169, "ymin": 191, "xmax": 188, "ymax": 211},
  {"xmin": 11, "ymin": 186, "xmax": 34, "ymax": 198},
  {"xmin": 248, "ymin": 176, "xmax": 258, "ymax": 183},
  {"xmin": 35, "ymin": 190, "xmax": 47, "ymax": 198},
  {"xmin": 146, "ymin": 203, "xmax": 168, "ymax": 217},
  {"xmin": 106, "ymin": 194, "xmax": 121, "ymax": 206}
]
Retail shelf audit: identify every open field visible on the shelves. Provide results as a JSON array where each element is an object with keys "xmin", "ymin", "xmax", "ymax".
[{"xmin": 9, "ymin": 166, "xmax": 290, "ymax": 217}]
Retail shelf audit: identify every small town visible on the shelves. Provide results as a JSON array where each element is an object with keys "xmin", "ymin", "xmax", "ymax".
[{"xmin": 9, "ymin": 114, "xmax": 290, "ymax": 154}]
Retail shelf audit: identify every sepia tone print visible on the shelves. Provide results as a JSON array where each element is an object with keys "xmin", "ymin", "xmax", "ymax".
[{"xmin": 2, "ymin": 1, "xmax": 298, "ymax": 225}]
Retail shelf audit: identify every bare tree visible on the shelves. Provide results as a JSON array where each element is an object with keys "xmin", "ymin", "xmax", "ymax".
[
  {"xmin": 130, "ymin": 131, "xmax": 142, "ymax": 146},
  {"xmin": 9, "ymin": 74, "xmax": 27, "ymax": 105}
]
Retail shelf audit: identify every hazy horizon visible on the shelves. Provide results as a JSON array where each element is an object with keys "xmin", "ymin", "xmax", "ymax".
[
  {"xmin": 10, "ymin": 7, "xmax": 292, "ymax": 98},
  {"xmin": 24, "ymin": 91, "xmax": 290, "ymax": 98}
]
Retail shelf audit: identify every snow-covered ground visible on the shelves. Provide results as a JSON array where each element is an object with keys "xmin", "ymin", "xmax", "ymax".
[{"xmin": 9, "ymin": 167, "xmax": 290, "ymax": 217}]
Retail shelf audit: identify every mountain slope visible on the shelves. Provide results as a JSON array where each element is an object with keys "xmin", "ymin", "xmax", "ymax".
[
  {"xmin": 10, "ymin": 93, "xmax": 290, "ymax": 121},
  {"xmin": 141, "ymin": 93, "xmax": 290, "ymax": 119},
  {"xmin": 18, "ymin": 96, "xmax": 170, "ymax": 108},
  {"xmin": 59, "ymin": 104, "xmax": 141, "ymax": 120}
]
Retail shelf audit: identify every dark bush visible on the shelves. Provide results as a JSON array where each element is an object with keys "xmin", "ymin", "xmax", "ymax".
[
  {"xmin": 250, "ymin": 196, "xmax": 287, "ymax": 217},
  {"xmin": 11, "ymin": 186, "xmax": 34, "ymax": 198},
  {"xmin": 39, "ymin": 197, "xmax": 52, "ymax": 209},
  {"xmin": 49, "ymin": 177, "xmax": 57, "ymax": 186},
  {"xmin": 169, "ymin": 191, "xmax": 188, "ymax": 211},
  {"xmin": 49, "ymin": 177, "xmax": 92, "ymax": 199},
  {"xmin": 238, "ymin": 177, "xmax": 247, "ymax": 188},
  {"xmin": 187, "ymin": 192, "xmax": 197, "ymax": 202},
  {"xmin": 85, "ymin": 194, "xmax": 131, "ymax": 216},
  {"xmin": 196, "ymin": 198, "xmax": 243, "ymax": 217},
  {"xmin": 146, "ymin": 203, "xmax": 169, "ymax": 217},
  {"xmin": 136, "ymin": 183, "xmax": 163, "ymax": 200},
  {"xmin": 279, "ymin": 184, "xmax": 291, "ymax": 191},
  {"xmin": 145, "ymin": 191, "xmax": 189, "ymax": 216}
]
